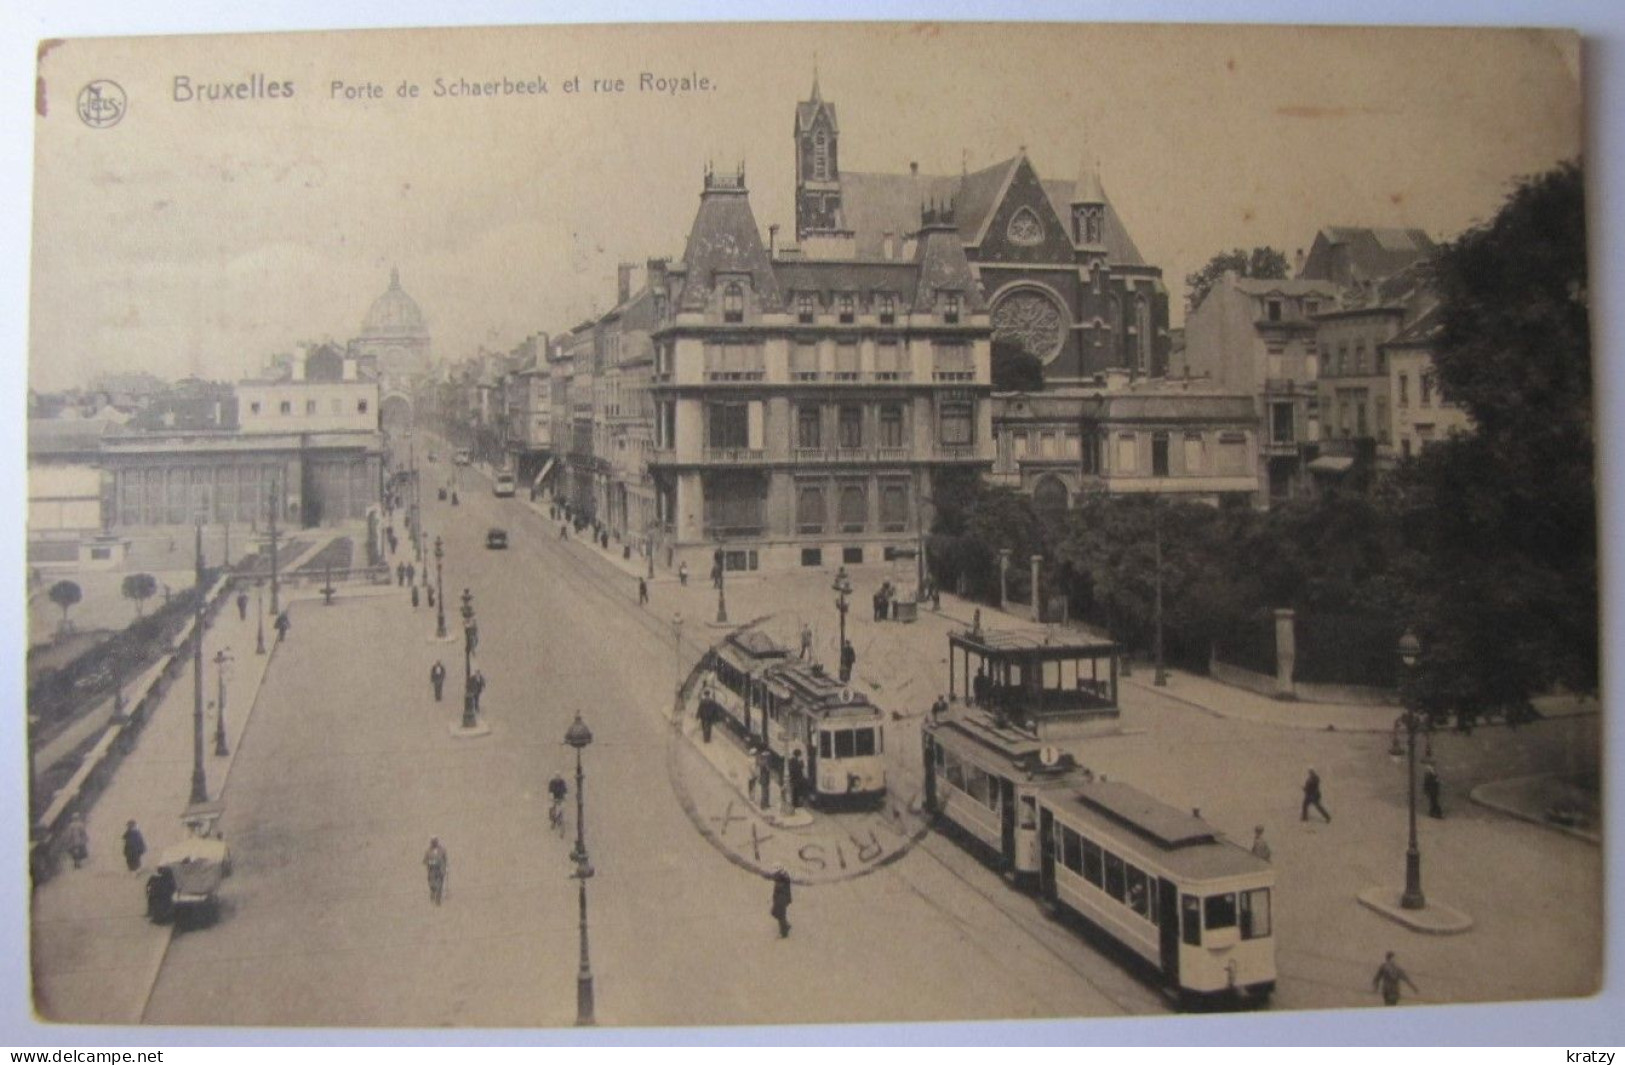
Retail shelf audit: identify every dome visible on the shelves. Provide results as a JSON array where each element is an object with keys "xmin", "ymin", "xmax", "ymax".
[{"xmin": 361, "ymin": 267, "xmax": 427, "ymax": 336}]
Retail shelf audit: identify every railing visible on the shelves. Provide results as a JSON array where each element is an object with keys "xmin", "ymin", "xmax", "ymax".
[
  {"xmin": 704, "ymin": 371, "xmax": 766, "ymax": 382},
  {"xmin": 788, "ymin": 371, "xmax": 914, "ymax": 384},
  {"xmin": 701, "ymin": 447, "xmax": 766, "ymax": 464},
  {"xmin": 932, "ymin": 371, "xmax": 976, "ymax": 383},
  {"xmin": 705, "ymin": 523, "xmax": 764, "ymax": 539}
]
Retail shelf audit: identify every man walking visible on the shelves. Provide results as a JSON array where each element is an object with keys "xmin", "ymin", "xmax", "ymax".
[
  {"xmin": 788, "ymin": 749, "xmax": 807, "ymax": 809},
  {"xmin": 769, "ymin": 868, "xmax": 793, "ymax": 938},
  {"xmin": 121, "ymin": 819, "xmax": 146, "ymax": 873},
  {"xmin": 1372, "ymin": 951, "xmax": 1418, "ymax": 1006},
  {"xmin": 411, "ymin": 583, "xmax": 420, "ymax": 609},
  {"xmin": 799, "ymin": 622, "xmax": 813, "ymax": 661},
  {"xmin": 638, "ymin": 578, "xmax": 649, "ymax": 607},
  {"xmin": 423, "ymin": 837, "xmax": 449, "ymax": 906},
  {"xmin": 236, "ymin": 589, "xmax": 249, "ymax": 621},
  {"xmin": 63, "ymin": 813, "xmax": 90, "ymax": 869},
  {"xmin": 429, "ymin": 661, "xmax": 446, "ymax": 702},
  {"xmin": 1423, "ymin": 762, "xmax": 1444, "ymax": 819},
  {"xmin": 1301, "ymin": 768, "xmax": 1331, "ymax": 822},
  {"xmin": 274, "ymin": 610, "xmax": 290, "ymax": 643},
  {"xmin": 469, "ymin": 670, "xmax": 486, "ymax": 714},
  {"xmin": 679, "ymin": 562, "xmax": 689, "ymax": 586}
]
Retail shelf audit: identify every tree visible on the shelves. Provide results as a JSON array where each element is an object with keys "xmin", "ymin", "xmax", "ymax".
[
  {"xmin": 47, "ymin": 580, "xmax": 82, "ymax": 634},
  {"xmin": 121, "ymin": 572, "xmax": 158, "ymax": 619},
  {"xmin": 1394, "ymin": 161, "xmax": 1594, "ymax": 721},
  {"xmin": 990, "ymin": 337, "xmax": 1044, "ymax": 392},
  {"xmin": 1186, "ymin": 246, "xmax": 1291, "ymax": 311}
]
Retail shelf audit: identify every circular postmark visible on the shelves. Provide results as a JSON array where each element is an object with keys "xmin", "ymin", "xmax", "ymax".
[{"xmin": 76, "ymin": 80, "xmax": 126, "ymax": 129}]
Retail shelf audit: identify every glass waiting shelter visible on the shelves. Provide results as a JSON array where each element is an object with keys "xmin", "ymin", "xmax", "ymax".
[{"xmin": 947, "ymin": 627, "xmax": 1120, "ymax": 732}]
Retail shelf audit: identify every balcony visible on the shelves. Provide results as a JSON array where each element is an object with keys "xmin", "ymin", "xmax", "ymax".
[
  {"xmin": 932, "ymin": 371, "xmax": 976, "ymax": 383},
  {"xmin": 789, "ymin": 446, "xmax": 914, "ymax": 465},
  {"xmin": 702, "ymin": 447, "xmax": 766, "ymax": 464},
  {"xmin": 788, "ymin": 371, "xmax": 914, "ymax": 385}
]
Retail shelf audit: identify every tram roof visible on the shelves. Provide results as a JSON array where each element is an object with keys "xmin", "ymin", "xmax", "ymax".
[
  {"xmin": 1048, "ymin": 780, "xmax": 1269, "ymax": 880},
  {"xmin": 951, "ymin": 628, "xmax": 1119, "ymax": 661},
  {"xmin": 930, "ymin": 708, "xmax": 1084, "ymax": 779},
  {"xmin": 717, "ymin": 629, "xmax": 790, "ymax": 669},
  {"xmin": 765, "ymin": 660, "xmax": 878, "ymax": 714}
]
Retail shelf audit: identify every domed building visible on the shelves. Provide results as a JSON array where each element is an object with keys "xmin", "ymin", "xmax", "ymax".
[{"xmin": 349, "ymin": 267, "xmax": 432, "ymax": 434}]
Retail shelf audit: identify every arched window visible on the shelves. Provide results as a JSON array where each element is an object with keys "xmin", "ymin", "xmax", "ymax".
[
  {"xmin": 1033, "ymin": 475, "xmax": 1069, "ymax": 514},
  {"xmin": 1135, "ymin": 295, "xmax": 1152, "ymax": 374},
  {"xmin": 723, "ymin": 282, "xmax": 745, "ymax": 323},
  {"xmin": 813, "ymin": 131, "xmax": 829, "ymax": 181}
]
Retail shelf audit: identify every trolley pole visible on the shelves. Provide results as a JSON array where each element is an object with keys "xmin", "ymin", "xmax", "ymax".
[
  {"xmin": 255, "ymin": 581, "xmax": 266, "ymax": 655},
  {"xmin": 213, "ymin": 648, "xmax": 233, "ymax": 757},
  {"xmin": 189, "ymin": 520, "xmax": 209, "ymax": 806}
]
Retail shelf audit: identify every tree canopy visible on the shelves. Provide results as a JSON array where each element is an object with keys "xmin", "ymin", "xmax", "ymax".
[
  {"xmin": 122, "ymin": 572, "xmax": 158, "ymax": 618},
  {"xmin": 48, "ymin": 580, "xmax": 82, "ymax": 630},
  {"xmin": 990, "ymin": 337, "xmax": 1045, "ymax": 392},
  {"xmin": 1186, "ymin": 246, "xmax": 1291, "ymax": 311}
]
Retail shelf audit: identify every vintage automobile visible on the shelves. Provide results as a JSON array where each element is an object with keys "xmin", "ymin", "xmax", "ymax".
[
  {"xmin": 486, "ymin": 527, "xmax": 509, "ymax": 550},
  {"xmin": 146, "ymin": 827, "xmax": 232, "ymax": 926}
]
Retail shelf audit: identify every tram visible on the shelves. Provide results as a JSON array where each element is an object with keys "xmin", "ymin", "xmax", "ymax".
[
  {"xmin": 701, "ymin": 629, "xmax": 888, "ymax": 805},
  {"xmin": 922, "ymin": 700, "xmax": 1276, "ymax": 1008}
]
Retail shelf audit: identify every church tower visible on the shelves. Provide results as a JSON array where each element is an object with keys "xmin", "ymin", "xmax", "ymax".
[
  {"xmin": 794, "ymin": 71, "xmax": 848, "ymax": 241},
  {"xmin": 1071, "ymin": 156, "xmax": 1108, "ymax": 258}
]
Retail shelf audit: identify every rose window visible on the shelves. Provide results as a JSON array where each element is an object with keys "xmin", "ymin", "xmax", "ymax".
[
  {"xmin": 1006, "ymin": 208, "xmax": 1045, "ymax": 246},
  {"xmin": 992, "ymin": 291, "xmax": 1066, "ymax": 363}
]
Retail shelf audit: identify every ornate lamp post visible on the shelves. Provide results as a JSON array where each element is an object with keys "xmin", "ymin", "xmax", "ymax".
[
  {"xmin": 832, "ymin": 565, "xmax": 853, "ymax": 660},
  {"xmin": 715, "ymin": 546, "xmax": 729, "ymax": 624},
  {"xmin": 1396, "ymin": 628, "xmax": 1426, "ymax": 910},
  {"xmin": 255, "ymin": 579, "xmax": 266, "ymax": 655},
  {"xmin": 563, "ymin": 713, "xmax": 596, "ymax": 1027},
  {"xmin": 1153, "ymin": 500, "xmax": 1167, "ymax": 687},
  {"xmin": 213, "ymin": 647, "xmax": 233, "ymax": 757},
  {"xmin": 267, "ymin": 475, "xmax": 281, "ymax": 619},
  {"xmin": 434, "ymin": 537, "xmax": 448, "ymax": 640},
  {"xmin": 460, "ymin": 588, "xmax": 479, "ymax": 730},
  {"xmin": 189, "ymin": 518, "xmax": 209, "ymax": 806}
]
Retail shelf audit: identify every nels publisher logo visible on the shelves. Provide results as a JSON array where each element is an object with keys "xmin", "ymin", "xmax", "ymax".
[{"xmin": 76, "ymin": 80, "xmax": 126, "ymax": 128}]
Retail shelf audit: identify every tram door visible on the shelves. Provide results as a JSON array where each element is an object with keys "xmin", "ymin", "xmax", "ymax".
[
  {"xmin": 1038, "ymin": 808, "xmax": 1057, "ymax": 900},
  {"xmin": 922, "ymin": 736, "xmax": 938, "ymax": 812},
  {"xmin": 1158, "ymin": 878, "xmax": 1181, "ymax": 984},
  {"xmin": 998, "ymin": 778, "xmax": 1017, "ymax": 871}
]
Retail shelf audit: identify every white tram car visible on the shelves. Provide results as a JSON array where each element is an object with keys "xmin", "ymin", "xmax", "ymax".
[
  {"xmin": 923, "ymin": 705, "xmax": 1276, "ymax": 1009},
  {"xmin": 702, "ymin": 630, "xmax": 887, "ymax": 805}
]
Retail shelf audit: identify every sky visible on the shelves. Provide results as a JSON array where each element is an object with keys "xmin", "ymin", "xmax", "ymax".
[{"xmin": 27, "ymin": 22, "xmax": 1582, "ymax": 391}]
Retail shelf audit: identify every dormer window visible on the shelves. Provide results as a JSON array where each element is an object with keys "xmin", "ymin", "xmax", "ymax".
[
  {"xmin": 879, "ymin": 293, "xmax": 896, "ymax": 325},
  {"xmin": 1305, "ymin": 299, "xmax": 1320, "ymax": 317},
  {"xmin": 797, "ymin": 293, "xmax": 815, "ymax": 324},
  {"xmin": 942, "ymin": 291, "xmax": 961, "ymax": 325},
  {"xmin": 723, "ymin": 282, "xmax": 744, "ymax": 324},
  {"xmin": 1266, "ymin": 299, "xmax": 1282, "ymax": 322},
  {"xmin": 838, "ymin": 293, "xmax": 855, "ymax": 324}
]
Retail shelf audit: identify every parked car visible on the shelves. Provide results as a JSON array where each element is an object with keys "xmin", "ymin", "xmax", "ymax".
[
  {"xmin": 494, "ymin": 473, "xmax": 516, "ymax": 498},
  {"xmin": 486, "ymin": 528, "xmax": 509, "ymax": 550}
]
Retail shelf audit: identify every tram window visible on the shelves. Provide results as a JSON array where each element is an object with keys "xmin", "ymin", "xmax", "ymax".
[
  {"xmin": 946, "ymin": 754, "xmax": 965, "ymax": 790},
  {"xmin": 854, "ymin": 728, "xmax": 876, "ymax": 756},
  {"xmin": 1240, "ymin": 888, "xmax": 1272, "ymax": 939},
  {"xmin": 834, "ymin": 730, "xmax": 856, "ymax": 758},
  {"xmin": 1019, "ymin": 795, "xmax": 1037, "ymax": 830},
  {"xmin": 1104, "ymin": 852, "xmax": 1126, "ymax": 902},
  {"xmin": 933, "ymin": 743, "xmax": 945, "ymax": 771},
  {"xmin": 1181, "ymin": 895, "xmax": 1202, "ymax": 946},
  {"xmin": 1204, "ymin": 893, "xmax": 1238, "ymax": 931},
  {"xmin": 1126, "ymin": 866, "xmax": 1150, "ymax": 919},
  {"xmin": 967, "ymin": 766, "xmax": 989, "ymax": 805},
  {"xmin": 820, "ymin": 733, "xmax": 833, "ymax": 759},
  {"xmin": 1061, "ymin": 827, "xmax": 1082, "ymax": 873},
  {"xmin": 1081, "ymin": 839, "xmax": 1103, "ymax": 886},
  {"xmin": 1147, "ymin": 880, "xmax": 1160, "ymax": 926}
]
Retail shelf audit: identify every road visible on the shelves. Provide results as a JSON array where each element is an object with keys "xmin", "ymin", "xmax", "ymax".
[{"xmin": 141, "ymin": 456, "xmax": 1168, "ymax": 1027}]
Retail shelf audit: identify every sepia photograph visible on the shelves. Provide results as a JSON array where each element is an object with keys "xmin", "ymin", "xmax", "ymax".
[{"xmin": 11, "ymin": 8, "xmax": 1614, "ymax": 1042}]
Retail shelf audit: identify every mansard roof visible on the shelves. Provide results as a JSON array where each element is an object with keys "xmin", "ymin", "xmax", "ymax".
[
  {"xmin": 1298, "ymin": 227, "xmax": 1439, "ymax": 287},
  {"xmin": 675, "ymin": 174, "xmax": 783, "ymax": 312},
  {"xmin": 774, "ymin": 259, "xmax": 919, "ymax": 300}
]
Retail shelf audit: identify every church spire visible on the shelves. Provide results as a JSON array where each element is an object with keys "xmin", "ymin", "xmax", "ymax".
[{"xmin": 810, "ymin": 55, "xmax": 821, "ymax": 102}]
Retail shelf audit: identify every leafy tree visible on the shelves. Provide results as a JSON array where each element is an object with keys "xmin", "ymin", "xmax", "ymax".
[
  {"xmin": 121, "ymin": 572, "xmax": 158, "ymax": 619},
  {"xmin": 1393, "ymin": 161, "xmax": 1593, "ymax": 721},
  {"xmin": 47, "ymin": 580, "xmax": 82, "ymax": 633},
  {"xmin": 1186, "ymin": 246, "xmax": 1291, "ymax": 311},
  {"xmin": 990, "ymin": 337, "xmax": 1044, "ymax": 392}
]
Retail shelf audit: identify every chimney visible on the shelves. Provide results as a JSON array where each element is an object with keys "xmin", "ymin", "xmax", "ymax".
[
  {"xmin": 769, "ymin": 223, "xmax": 780, "ymax": 259},
  {"xmin": 647, "ymin": 257, "xmax": 668, "ymax": 289},
  {"xmin": 617, "ymin": 263, "xmax": 634, "ymax": 305}
]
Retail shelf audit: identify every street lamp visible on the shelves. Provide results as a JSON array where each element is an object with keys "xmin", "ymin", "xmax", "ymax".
[
  {"xmin": 434, "ymin": 537, "xmax": 448, "ymax": 640},
  {"xmin": 460, "ymin": 588, "xmax": 479, "ymax": 730},
  {"xmin": 715, "ymin": 545, "xmax": 728, "ymax": 624},
  {"xmin": 832, "ymin": 565, "xmax": 853, "ymax": 663},
  {"xmin": 673, "ymin": 611, "xmax": 685, "ymax": 697},
  {"xmin": 255, "ymin": 579, "xmax": 266, "ymax": 655},
  {"xmin": 267, "ymin": 475, "xmax": 281, "ymax": 619},
  {"xmin": 1396, "ymin": 628, "xmax": 1426, "ymax": 911},
  {"xmin": 563, "ymin": 713, "xmax": 596, "ymax": 1027},
  {"xmin": 1153, "ymin": 500, "xmax": 1167, "ymax": 687},
  {"xmin": 189, "ymin": 519, "xmax": 209, "ymax": 806},
  {"xmin": 213, "ymin": 648, "xmax": 233, "ymax": 756}
]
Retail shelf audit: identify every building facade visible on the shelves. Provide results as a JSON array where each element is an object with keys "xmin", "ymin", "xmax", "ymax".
[
  {"xmin": 349, "ymin": 267, "xmax": 432, "ymax": 434},
  {"xmin": 647, "ymin": 166, "xmax": 994, "ymax": 571}
]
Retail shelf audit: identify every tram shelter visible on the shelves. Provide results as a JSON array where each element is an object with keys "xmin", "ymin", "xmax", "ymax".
[{"xmin": 948, "ymin": 627, "xmax": 1120, "ymax": 740}]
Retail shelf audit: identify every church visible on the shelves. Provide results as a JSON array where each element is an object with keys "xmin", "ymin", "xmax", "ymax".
[{"xmin": 790, "ymin": 77, "xmax": 1171, "ymax": 382}]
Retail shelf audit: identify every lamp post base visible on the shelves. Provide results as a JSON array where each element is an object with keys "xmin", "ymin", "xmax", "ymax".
[
  {"xmin": 1401, "ymin": 849, "xmax": 1425, "ymax": 910},
  {"xmin": 1356, "ymin": 887, "xmax": 1473, "ymax": 934},
  {"xmin": 576, "ymin": 973, "xmax": 595, "ymax": 1027},
  {"xmin": 449, "ymin": 719, "xmax": 492, "ymax": 739}
]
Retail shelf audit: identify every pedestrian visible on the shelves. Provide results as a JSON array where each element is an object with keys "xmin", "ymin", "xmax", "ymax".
[
  {"xmin": 274, "ymin": 610, "xmax": 291, "ymax": 643},
  {"xmin": 429, "ymin": 661, "xmax": 446, "ymax": 702},
  {"xmin": 423, "ymin": 837, "xmax": 449, "ymax": 905},
  {"xmin": 638, "ymin": 578, "xmax": 649, "ymax": 606},
  {"xmin": 470, "ymin": 670, "xmax": 486, "ymax": 712},
  {"xmin": 1251, "ymin": 825, "xmax": 1272, "ymax": 861},
  {"xmin": 679, "ymin": 562, "xmax": 689, "ymax": 586},
  {"xmin": 757, "ymin": 749, "xmax": 773, "ymax": 811},
  {"xmin": 931, "ymin": 694, "xmax": 949, "ymax": 721},
  {"xmin": 699, "ymin": 694, "xmax": 714, "ymax": 743},
  {"xmin": 427, "ymin": 585, "xmax": 436, "ymax": 609},
  {"xmin": 396, "ymin": 563, "xmax": 406, "ymax": 587},
  {"xmin": 799, "ymin": 623, "xmax": 813, "ymax": 661},
  {"xmin": 407, "ymin": 563, "xmax": 416, "ymax": 585},
  {"xmin": 63, "ymin": 813, "xmax": 90, "ymax": 869},
  {"xmin": 1301, "ymin": 768, "xmax": 1331, "ymax": 823},
  {"xmin": 411, "ymin": 584, "xmax": 420, "ymax": 609},
  {"xmin": 788, "ymin": 749, "xmax": 807, "ymax": 809},
  {"xmin": 560, "ymin": 524, "xmax": 569, "ymax": 540},
  {"xmin": 872, "ymin": 588, "xmax": 884, "ymax": 622},
  {"xmin": 236, "ymin": 590, "xmax": 249, "ymax": 621},
  {"xmin": 121, "ymin": 819, "xmax": 146, "ymax": 873},
  {"xmin": 769, "ymin": 868, "xmax": 793, "ymax": 938},
  {"xmin": 1423, "ymin": 762, "xmax": 1444, "ymax": 819},
  {"xmin": 971, "ymin": 608, "xmax": 983, "ymax": 637},
  {"xmin": 931, "ymin": 582, "xmax": 942, "ymax": 612},
  {"xmin": 840, "ymin": 640, "xmax": 856, "ymax": 683},
  {"xmin": 1372, "ymin": 951, "xmax": 1418, "ymax": 1006}
]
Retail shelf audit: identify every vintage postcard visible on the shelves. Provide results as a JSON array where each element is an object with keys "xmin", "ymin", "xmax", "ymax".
[{"xmin": 22, "ymin": 20, "xmax": 1596, "ymax": 1034}]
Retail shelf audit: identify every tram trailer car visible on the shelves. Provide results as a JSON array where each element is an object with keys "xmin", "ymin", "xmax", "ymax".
[
  {"xmin": 1038, "ymin": 781, "xmax": 1276, "ymax": 1009},
  {"xmin": 922, "ymin": 709, "xmax": 1086, "ymax": 882},
  {"xmin": 702, "ymin": 631, "xmax": 887, "ymax": 806}
]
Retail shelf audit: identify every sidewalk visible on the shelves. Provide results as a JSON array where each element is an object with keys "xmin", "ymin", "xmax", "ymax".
[{"xmin": 29, "ymin": 587, "xmax": 311, "ymax": 1023}]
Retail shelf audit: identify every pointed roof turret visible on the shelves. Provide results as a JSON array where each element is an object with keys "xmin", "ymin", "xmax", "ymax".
[
  {"xmin": 913, "ymin": 200, "xmax": 985, "ymax": 311},
  {"xmin": 1072, "ymin": 156, "xmax": 1106, "ymax": 205},
  {"xmin": 675, "ymin": 165, "xmax": 783, "ymax": 313}
]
